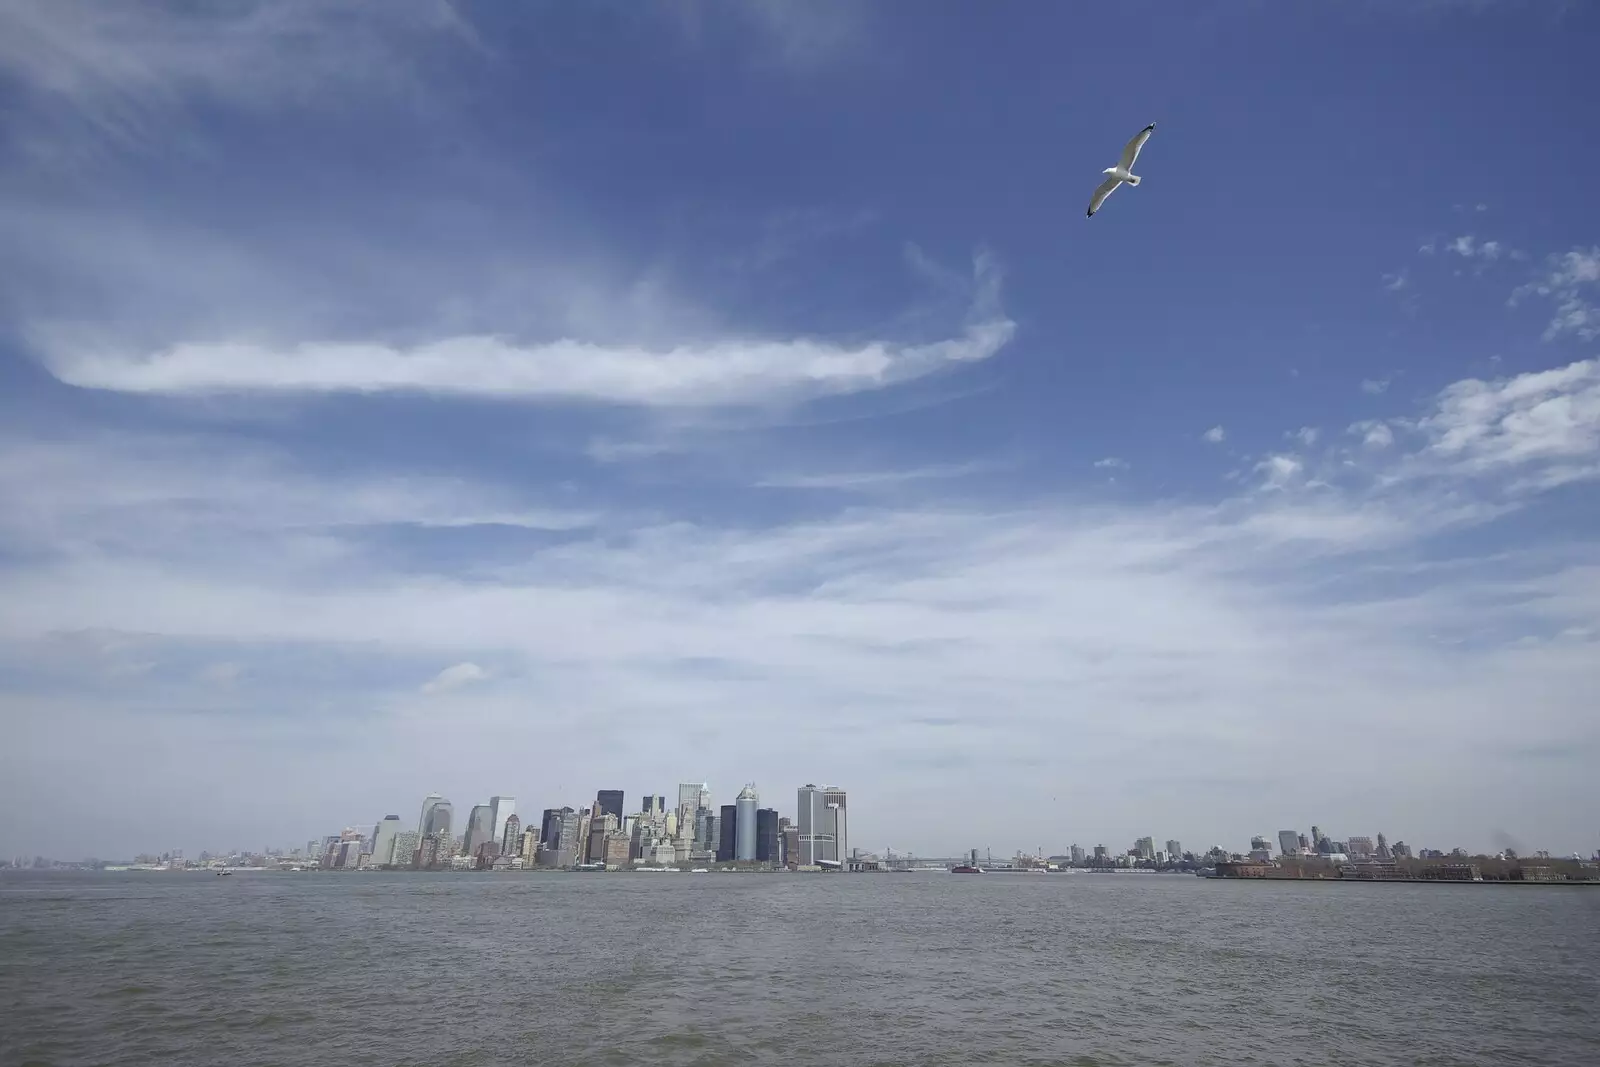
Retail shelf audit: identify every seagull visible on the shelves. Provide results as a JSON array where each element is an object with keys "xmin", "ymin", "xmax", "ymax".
[{"xmin": 1086, "ymin": 122, "xmax": 1156, "ymax": 218}]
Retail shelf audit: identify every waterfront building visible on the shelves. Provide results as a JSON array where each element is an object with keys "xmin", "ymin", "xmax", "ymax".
[
  {"xmin": 419, "ymin": 794, "xmax": 453, "ymax": 838},
  {"xmin": 489, "ymin": 796, "xmax": 515, "ymax": 854},
  {"xmin": 603, "ymin": 832, "xmax": 630, "ymax": 868},
  {"xmin": 595, "ymin": 790, "xmax": 624, "ymax": 825},
  {"xmin": 391, "ymin": 830, "xmax": 419, "ymax": 868},
  {"xmin": 1166, "ymin": 839, "xmax": 1182, "ymax": 859},
  {"xmin": 736, "ymin": 784, "xmax": 759, "ymax": 862},
  {"xmin": 554, "ymin": 810, "xmax": 582, "ymax": 867},
  {"xmin": 370, "ymin": 815, "xmax": 401, "ymax": 867},
  {"xmin": 676, "ymin": 783, "xmax": 705, "ymax": 828},
  {"xmin": 757, "ymin": 808, "xmax": 780, "ymax": 865},
  {"xmin": 718, "ymin": 804, "xmax": 737, "ymax": 862},
  {"xmin": 588, "ymin": 813, "xmax": 618, "ymax": 865},
  {"xmin": 797, "ymin": 784, "xmax": 847, "ymax": 867},
  {"xmin": 464, "ymin": 805, "xmax": 494, "ymax": 857},
  {"xmin": 1278, "ymin": 829, "xmax": 1300, "ymax": 856},
  {"xmin": 501, "ymin": 814, "xmax": 522, "ymax": 857},
  {"xmin": 783, "ymin": 824, "xmax": 800, "ymax": 868}
]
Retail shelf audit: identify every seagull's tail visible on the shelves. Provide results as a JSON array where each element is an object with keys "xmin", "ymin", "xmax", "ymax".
[{"xmin": 1125, "ymin": 174, "xmax": 1142, "ymax": 186}]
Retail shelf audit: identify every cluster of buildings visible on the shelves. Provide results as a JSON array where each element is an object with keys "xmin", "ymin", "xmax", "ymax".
[
  {"xmin": 14, "ymin": 813, "xmax": 1596, "ymax": 876},
  {"xmin": 309, "ymin": 782, "xmax": 851, "ymax": 872}
]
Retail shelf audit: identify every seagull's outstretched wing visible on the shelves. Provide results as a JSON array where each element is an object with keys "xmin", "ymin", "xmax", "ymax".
[
  {"xmin": 1086, "ymin": 175, "xmax": 1121, "ymax": 217},
  {"xmin": 1118, "ymin": 123, "xmax": 1156, "ymax": 171}
]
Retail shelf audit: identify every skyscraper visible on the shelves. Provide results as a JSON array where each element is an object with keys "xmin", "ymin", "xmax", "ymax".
[
  {"xmin": 735, "ymin": 784, "xmax": 759, "ymax": 862},
  {"xmin": 554, "ymin": 809, "xmax": 582, "ymax": 867},
  {"xmin": 371, "ymin": 815, "xmax": 401, "ymax": 867},
  {"xmin": 1165, "ymin": 839, "xmax": 1182, "ymax": 859},
  {"xmin": 718, "ymin": 804, "xmax": 737, "ymax": 862},
  {"xmin": 489, "ymin": 796, "xmax": 515, "ymax": 854},
  {"xmin": 502, "ymin": 814, "xmax": 522, "ymax": 856},
  {"xmin": 756, "ymin": 808, "xmax": 780, "ymax": 865},
  {"xmin": 391, "ymin": 830, "xmax": 419, "ymax": 868},
  {"xmin": 540, "ymin": 808, "xmax": 568, "ymax": 848},
  {"xmin": 1134, "ymin": 836, "xmax": 1155, "ymax": 859},
  {"xmin": 1278, "ymin": 829, "xmax": 1300, "ymax": 856},
  {"xmin": 595, "ymin": 790, "xmax": 624, "ymax": 825},
  {"xmin": 419, "ymin": 793, "xmax": 453, "ymax": 838},
  {"xmin": 464, "ymin": 804, "xmax": 494, "ymax": 857},
  {"xmin": 588, "ymin": 813, "xmax": 617, "ymax": 864},
  {"xmin": 677, "ymin": 783, "xmax": 705, "ymax": 824},
  {"xmin": 797, "ymin": 783, "xmax": 847, "ymax": 867}
]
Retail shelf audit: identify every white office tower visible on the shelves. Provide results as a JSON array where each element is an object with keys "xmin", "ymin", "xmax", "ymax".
[
  {"xmin": 418, "ymin": 793, "xmax": 443, "ymax": 835},
  {"xmin": 370, "ymin": 815, "xmax": 401, "ymax": 866},
  {"xmin": 419, "ymin": 793, "xmax": 454, "ymax": 839},
  {"xmin": 736, "ymin": 783, "xmax": 759, "ymax": 861},
  {"xmin": 489, "ymin": 796, "xmax": 515, "ymax": 854},
  {"xmin": 797, "ymin": 783, "xmax": 847, "ymax": 867},
  {"xmin": 464, "ymin": 804, "xmax": 494, "ymax": 856},
  {"xmin": 676, "ymin": 782, "xmax": 704, "ymax": 824}
]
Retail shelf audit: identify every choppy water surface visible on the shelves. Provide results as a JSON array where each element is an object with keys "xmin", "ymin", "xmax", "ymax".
[{"xmin": 2, "ymin": 871, "xmax": 1597, "ymax": 1066}]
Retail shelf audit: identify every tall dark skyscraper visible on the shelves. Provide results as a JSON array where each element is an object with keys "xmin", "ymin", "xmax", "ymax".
[
  {"xmin": 756, "ymin": 807, "xmax": 779, "ymax": 864},
  {"xmin": 717, "ymin": 803, "xmax": 737, "ymax": 862},
  {"xmin": 595, "ymin": 790, "xmax": 624, "ymax": 824}
]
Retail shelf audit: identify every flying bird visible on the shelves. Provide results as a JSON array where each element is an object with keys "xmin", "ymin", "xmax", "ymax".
[{"xmin": 1086, "ymin": 123, "xmax": 1156, "ymax": 218}]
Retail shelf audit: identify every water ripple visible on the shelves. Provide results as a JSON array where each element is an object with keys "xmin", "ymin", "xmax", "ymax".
[{"xmin": 1, "ymin": 872, "xmax": 1597, "ymax": 1067}]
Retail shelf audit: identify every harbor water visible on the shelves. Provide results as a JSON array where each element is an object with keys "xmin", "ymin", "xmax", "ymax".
[{"xmin": 2, "ymin": 870, "xmax": 1597, "ymax": 1066}]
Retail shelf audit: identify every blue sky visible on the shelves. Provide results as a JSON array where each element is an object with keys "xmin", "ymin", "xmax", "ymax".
[{"xmin": 2, "ymin": 0, "xmax": 1597, "ymax": 860}]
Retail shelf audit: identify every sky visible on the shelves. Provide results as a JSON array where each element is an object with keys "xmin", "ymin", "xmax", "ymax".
[{"xmin": 1, "ymin": 0, "xmax": 1598, "ymax": 862}]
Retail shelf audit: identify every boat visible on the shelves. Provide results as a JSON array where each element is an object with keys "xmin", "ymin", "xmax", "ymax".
[{"xmin": 951, "ymin": 864, "xmax": 983, "ymax": 874}]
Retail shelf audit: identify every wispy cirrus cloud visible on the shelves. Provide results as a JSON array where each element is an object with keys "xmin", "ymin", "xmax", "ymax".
[
  {"xmin": 0, "ymin": 0, "xmax": 481, "ymax": 160},
  {"xmin": 422, "ymin": 662, "xmax": 487, "ymax": 694},
  {"xmin": 1512, "ymin": 247, "xmax": 1600, "ymax": 342}
]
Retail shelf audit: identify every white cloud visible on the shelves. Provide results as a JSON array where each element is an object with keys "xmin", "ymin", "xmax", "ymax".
[
  {"xmin": 756, "ymin": 461, "xmax": 1000, "ymax": 490},
  {"xmin": 0, "ymin": 427, "xmax": 596, "ymax": 560},
  {"xmin": 1414, "ymin": 359, "xmax": 1600, "ymax": 482},
  {"xmin": 4, "ymin": 358, "xmax": 1599, "ymax": 856},
  {"xmin": 1362, "ymin": 378, "xmax": 1392, "ymax": 395},
  {"xmin": 1445, "ymin": 235, "xmax": 1520, "ymax": 264},
  {"xmin": 29, "ymin": 255, "xmax": 1015, "ymax": 409},
  {"xmin": 0, "ymin": 0, "xmax": 480, "ymax": 159},
  {"xmin": 1512, "ymin": 247, "xmax": 1600, "ymax": 342},
  {"xmin": 1383, "ymin": 269, "xmax": 1410, "ymax": 292},
  {"xmin": 1093, "ymin": 457, "xmax": 1130, "ymax": 470},
  {"xmin": 422, "ymin": 662, "xmax": 487, "ymax": 694},
  {"xmin": 1203, "ymin": 425, "xmax": 1226, "ymax": 444},
  {"xmin": 1290, "ymin": 427, "xmax": 1320, "ymax": 447},
  {"xmin": 1350, "ymin": 420, "xmax": 1396, "ymax": 449},
  {"xmin": 1254, "ymin": 453, "xmax": 1304, "ymax": 491}
]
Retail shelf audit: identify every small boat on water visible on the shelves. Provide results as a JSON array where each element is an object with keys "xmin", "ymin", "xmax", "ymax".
[{"xmin": 951, "ymin": 864, "xmax": 983, "ymax": 874}]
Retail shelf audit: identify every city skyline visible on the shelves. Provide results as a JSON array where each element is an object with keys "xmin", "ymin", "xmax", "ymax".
[
  {"xmin": 2, "ymin": 4, "xmax": 1597, "ymax": 861},
  {"xmin": 8, "ymin": 776, "xmax": 1590, "ymax": 863}
]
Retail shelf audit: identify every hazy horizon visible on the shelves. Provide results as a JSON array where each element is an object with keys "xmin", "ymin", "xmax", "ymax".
[{"xmin": 2, "ymin": 1, "xmax": 1598, "ymax": 861}]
